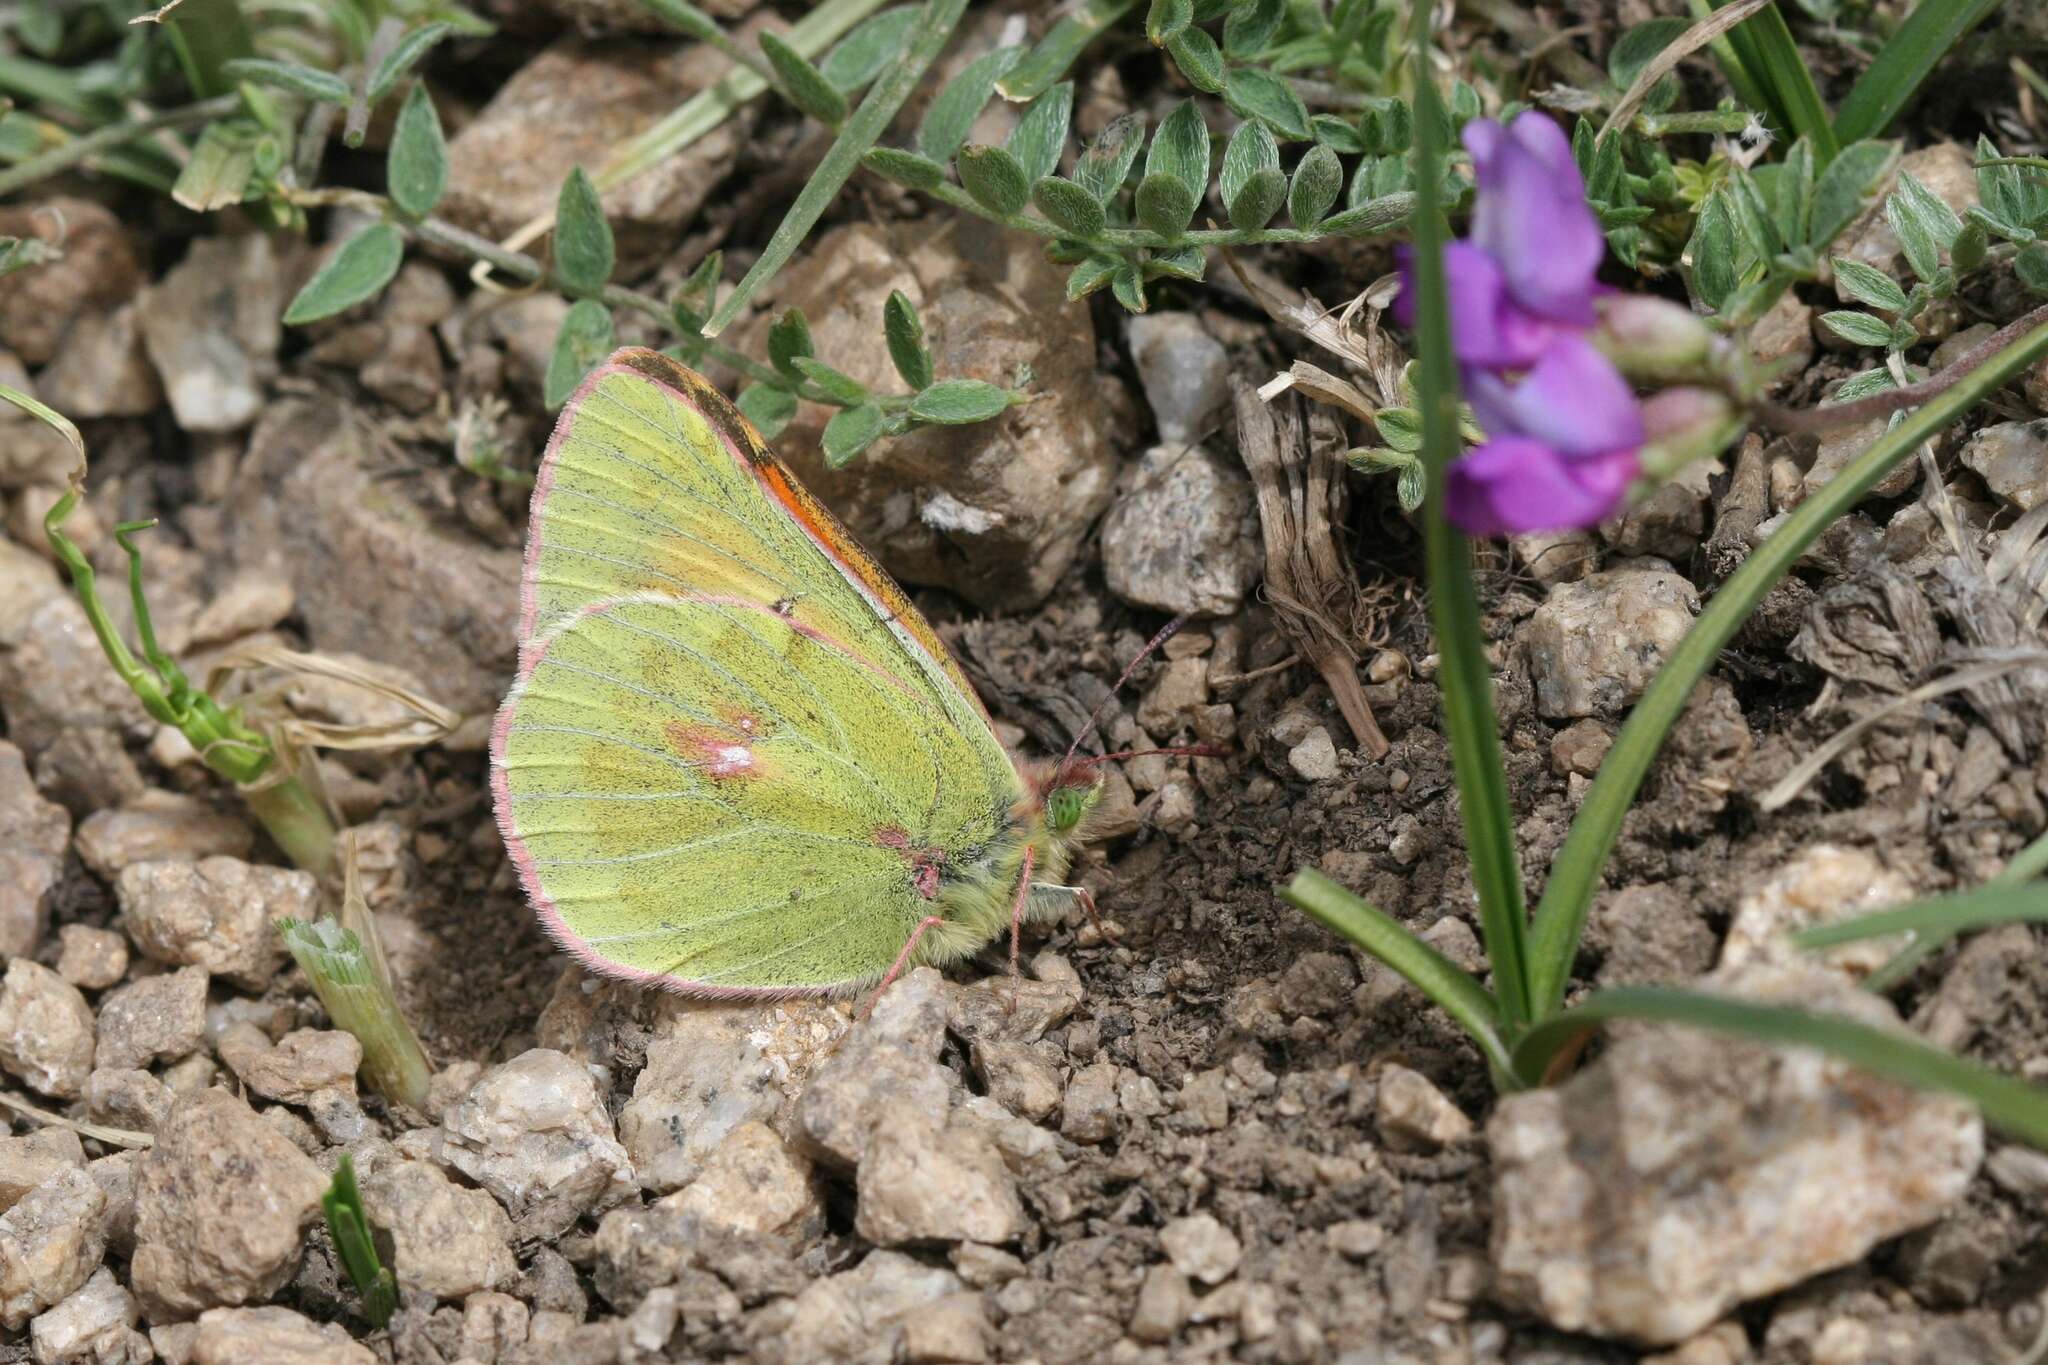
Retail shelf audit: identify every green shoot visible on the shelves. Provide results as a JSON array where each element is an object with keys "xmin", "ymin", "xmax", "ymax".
[{"xmin": 321, "ymin": 1155, "xmax": 397, "ymax": 1328}]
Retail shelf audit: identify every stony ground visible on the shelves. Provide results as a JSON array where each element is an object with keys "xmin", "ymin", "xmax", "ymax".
[{"xmin": 0, "ymin": 2, "xmax": 2046, "ymax": 1363}]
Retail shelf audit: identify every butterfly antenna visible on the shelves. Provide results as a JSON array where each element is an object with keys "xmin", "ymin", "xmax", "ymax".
[
  {"xmin": 1057, "ymin": 612, "xmax": 1194, "ymax": 776},
  {"xmin": 1083, "ymin": 744, "xmax": 1227, "ymax": 765}
]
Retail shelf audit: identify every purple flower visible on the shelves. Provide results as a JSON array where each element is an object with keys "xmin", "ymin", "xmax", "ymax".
[{"xmin": 1394, "ymin": 112, "xmax": 1648, "ymax": 535}]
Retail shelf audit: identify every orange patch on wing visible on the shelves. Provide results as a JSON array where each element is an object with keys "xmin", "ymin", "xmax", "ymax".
[{"xmin": 665, "ymin": 714, "xmax": 774, "ymax": 782}]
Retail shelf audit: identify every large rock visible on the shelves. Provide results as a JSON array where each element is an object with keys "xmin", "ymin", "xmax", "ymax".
[
  {"xmin": 1960, "ymin": 420, "xmax": 2048, "ymax": 512},
  {"xmin": 792, "ymin": 968, "xmax": 952, "ymax": 1169},
  {"xmin": 1720, "ymin": 844, "xmax": 1914, "ymax": 982},
  {"xmin": 1520, "ymin": 567, "xmax": 1699, "ymax": 719},
  {"xmin": 0, "ymin": 960, "xmax": 95, "ymax": 1099},
  {"xmin": 0, "ymin": 1167, "xmax": 108, "ymax": 1330},
  {"xmin": 0, "ymin": 199, "xmax": 144, "ymax": 364},
  {"xmin": 0, "ymin": 590, "xmax": 149, "ymax": 762},
  {"xmin": 230, "ymin": 399, "xmax": 520, "ymax": 713},
  {"xmin": 733, "ymin": 220, "xmax": 1128, "ymax": 610},
  {"xmin": 0, "ymin": 741, "xmax": 67, "ymax": 958},
  {"xmin": 747, "ymin": 1250, "xmax": 982, "ymax": 1365},
  {"xmin": 74, "ymin": 793, "xmax": 253, "ymax": 882},
  {"xmin": 38, "ymin": 303, "xmax": 163, "ymax": 420},
  {"xmin": 135, "ymin": 235, "xmax": 286, "ymax": 434},
  {"xmin": 189, "ymin": 1306, "xmax": 377, "ymax": 1365},
  {"xmin": 1489, "ymin": 961, "xmax": 1981, "ymax": 1345},
  {"xmin": 438, "ymin": 33, "xmax": 753, "ymax": 268},
  {"xmin": 1101, "ymin": 442, "xmax": 1261, "ymax": 618},
  {"xmin": 1126, "ymin": 313, "xmax": 1230, "ymax": 446},
  {"xmin": 357, "ymin": 1156, "xmax": 519, "ymax": 1299},
  {"xmin": 92, "ymin": 967, "xmax": 207, "ymax": 1073},
  {"xmin": 28, "ymin": 1266, "xmax": 147, "ymax": 1365},
  {"xmin": 130, "ymin": 1090, "xmax": 328, "ymax": 1320},
  {"xmin": 116, "ymin": 857, "xmax": 310, "ymax": 991}
]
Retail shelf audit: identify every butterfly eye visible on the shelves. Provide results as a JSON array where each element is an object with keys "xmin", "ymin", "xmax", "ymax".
[{"xmin": 1047, "ymin": 787, "xmax": 1087, "ymax": 832}]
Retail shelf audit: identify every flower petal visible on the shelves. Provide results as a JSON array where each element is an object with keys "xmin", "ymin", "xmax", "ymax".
[
  {"xmin": 1465, "ymin": 335, "xmax": 1644, "ymax": 456},
  {"xmin": 1468, "ymin": 113, "xmax": 1602, "ymax": 326},
  {"xmin": 1398, "ymin": 242, "xmax": 1556, "ymax": 371},
  {"xmin": 1444, "ymin": 437, "xmax": 1639, "ymax": 535}
]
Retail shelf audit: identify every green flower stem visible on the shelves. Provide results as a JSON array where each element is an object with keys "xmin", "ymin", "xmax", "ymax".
[
  {"xmin": 1405, "ymin": 0, "xmax": 1533, "ymax": 1030},
  {"xmin": 1513, "ymin": 986, "xmax": 2048, "ymax": 1147},
  {"xmin": 1284, "ymin": 870, "xmax": 1513, "ymax": 1077},
  {"xmin": 0, "ymin": 94, "xmax": 240, "ymax": 198},
  {"xmin": 1526, "ymin": 310, "xmax": 2048, "ymax": 1019},
  {"xmin": 243, "ymin": 767, "xmax": 339, "ymax": 878}
]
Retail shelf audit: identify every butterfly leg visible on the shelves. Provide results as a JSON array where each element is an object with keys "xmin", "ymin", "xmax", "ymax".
[
  {"xmin": 858, "ymin": 915, "xmax": 947, "ymax": 1023},
  {"xmin": 1006, "ymin": 846, "xmax": 1036, "ymax": 1015}
]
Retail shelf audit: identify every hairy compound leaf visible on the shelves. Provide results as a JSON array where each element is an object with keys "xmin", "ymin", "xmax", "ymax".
[
  {"xmin": 767, "ymin": 308, "xmax": 815, "ymax": 381},
  {"xmin": 1311, "ymin": 115, "xmax": 1367, "ymax": 154},
  {"xmin": 792, "ymin": 356, "xmax": 870, "ymax": 405},
  {"xmin": 386, "ymin": 83, "xmax": 447, "ymax": 220},
  {"xmin": 1830, "ymin": 366, "xmax": 1897, "ymax": 401},
  {"xmin": 909, "ymin": 378, "xmax": 1012, "ymax": 424},
  {"xmin": 1033, "ymin": 176, "xmax": 1108, "ymax": 238},
  {"xmin": 553, "ymin": 168, "xmax": 614, "ymax": 294},
  {"xmin": 1830, "ymin": 257, "xmax": 1910, "ymax": 313},
  {"xmin": 1145, "ymin": 0, "xmax": 1192, "ymax": 44},
  {"xmin": 1809, "ymin": 139, "xmax": 1899, "ymax": 249},
  {"xmin": 1773, "ymin": 136, "xmax": 1816, "ymax": 244},
  {"xmin": 366, "ymin": 22, "xmax": 453, "ymax": 103},
  {"xmin": 1219, "ymin": 119, "xmax": 1279, "ymax": 208},
  {"xmin": 823, "ymin": 403, "xmax": 888, "ymax": 466},
  {"xmin": 222, "ymin": 57, "xmax": 349, "ymax": 103},
  {"xmin": 883, "ymin": 290, "xmax": 933, "ymax": 390},
  {"xmin": 1223, "ymin": 0, "xmax": 1284, "ymax": 57},
  {"xmin": 1146, "ymin": 100, "xmax": 1211, "ymax": 200},
  {"xmin": 1690, "ymin": 190, "xmax": 1739, "ymax": 312},
  {"xmin": 1225, "ymin": 67, "xmax": 1310, "ymax": 140},
  {"xmin": 917, "ymin": 46, "xmax": 1023, "ymax": 163},
  {"xmin": 1165, "ymin": 26, "xmax": 1225, "ymax": 93},
  {"xmin": 1135, "ymin": 173, "xmax": 1198, "ymax": 237},
  {"xmin": 761, "ymin": 31, "xmax": 849, "ymax": 124},
  {"xmin": 1074, "ymin": 112, "xmax": 1145, "ymax": 203},
  {"xmin": 284, "ymin": 224, "xmax": 403, "ymax": 325},
  {"xmin": 1608, "ymin": 18, "xmax": 1689, "ymax": 115},
  {"xmin": 819, "ymin": 6, "xmax": 920, "ymax": 91},
  {"xmin": 957, "ymin": 143, "xmax": 1031, "ymax": 217},
  {"xmin": 1067, "ymin": 255, "xmax": 1120, "ymax": 300},
  {"xmin": 1820, "ymin": 310, "xmax": 1895, "ymax": 348},
  {"xmin": 1144, "ymin": 244, "xmax": 1205, "ymax": 281},
  {"xmin": 1319, "ymin": 191, "xmax": 1413, "ymax": 237},
  {"xmin": 543, "ymin": 299, "xmax": 614, "ymax": 409},
  {"xmin": 864, "ymin": 147, "xmax": 947, "ymax": 190},
  {"xmin": 1007, "ymin": 82, "xmax": 1074, "ymax": 185},
  {"xmin": 2018, "ymin": 242, "xmax": 2048, "ymax": 295},
  {"xmin": 1288, "ymin": 143, "xmax": 1343, "ymax": 229},
  {"xmin": 737, "ymin": 382, "xmax": 798, "ymax": 439},
  {"xmin": 1228, "ymin": 168, "xmax": 1287, "ymax": 231},
  {"xmin": 1111, "ymin": 260, "xmax": 1146, "ymax": 312}
]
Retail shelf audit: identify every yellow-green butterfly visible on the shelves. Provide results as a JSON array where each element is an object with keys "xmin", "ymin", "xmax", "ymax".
[{"xmin": 492, "ymin": 347, "xmax": 1159, "ymax": 999}]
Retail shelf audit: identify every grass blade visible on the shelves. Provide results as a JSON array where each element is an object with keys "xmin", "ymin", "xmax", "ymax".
[
  {"xmin": 1404, "ymin": 0, "xmax": 1533, "ymax": 1029},
  {"xmin": 704, "ymin": 0, "xmax": 968, "ymax": 337},
  {"xmin": 1832, "ymin": 0, "xmax": 2004, "ymax": 147},
  {"xmin": 1526, "ymin": 310, "xmax": 2048, "ymax": 1018},
  {"xmin": 1791, "ymin": 879, "xmax": 2048, "ymax": 952},
  {"xmin": 1702, "ymin": 0, "xmax": 1837, "ymax": 164},
  {"xmin": 1513, "ymin": 986, "xmax": 2048, "ymax": 1147},
  {"xmin": 1283, "ymin": 870, "xmax": 1511, "ymax": 1076},
  {"xmin": 997, "ymin": 0, "xmax": 1139, "ymax": 102}
]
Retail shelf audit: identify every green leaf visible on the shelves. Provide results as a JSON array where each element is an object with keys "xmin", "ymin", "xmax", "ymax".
[
  {"xmin": 553, "ymin": 168, "xmax": 615, "ymax": 294},
  {"xmin": 761, "ymin": 31, "xmax": 850, "ymax": 124},
  {"xmin": 957, "ymin": 143, "xmax": 1031, "ymax": 217},
  {"xmin": 997, "ymin": 0, "xmax": 1138, "ymax": 102},
  {"xmin": 910, "ymin": 378, "xmax": 1013, "ymax": 424},
  {"xmin": 1892, "ymin": 168, "xmax": 1964, "ymax": 249},
  {"xmin": 1830, "ymin": 366, "xmax": 1897, "ymax": 401},
  {"xmin": 2018, "ymin": 242, "xmax": 2048, "ymax": 295},
  {"xmin": 1512, "ymin": 987, "xmax": 2048, "ymax": 1148},
  {"xmin": 792, "ymin": 356, "xmax": 869, "ymax": 405},
  {"xmin": 1145, "ymin": 0, "xmax": 1192, "ymax": 44},
  {"xmin": 1820, "ymin": 310, "xmax": 1895, "ymax": 348},
  {"xmin": 1318, "ymin": 191, "xmax": 1413, "ymax": 237},
  {"xmin": 819, "ymin": 6, "xmax": 921, "ymax": 91},
  {"xmin": 1690, "ymin": 190, "xmax": 1740, "ymax": 311},
  {"xmin": 543, "ymin": 299, "xmax": 615, "ymax": 409},
  {"xmin": 1218, "ymin": 119, "xmax": 1279, "ymax": 209},
  {"xmin": 1287, "ymin": 143, "xmax": 1343, "ymax": 229},
  {"xmin": 1067, "ymin": 255, "xmax": 1120, "ymax": 300},
  {"xmin": 1223, "ymin": 0, "xmax": 1284, "ymax": 57},
  {"xmin": 1164, "ymin": 27, "xmax": 1225, "ymax": 94},
  {"xmin": 883, "ymin": 290, "xmax": 933, "ymax": 390},
  {"xmin": 1830, "ymin": 257, "xmax": 1909, "ymax": 312},
  {"xmin": 1791, "ymin": 881, "xmax": 2048, "ymax": 950},
  {"xmin": 1111, "ymin": 261, "xmax": 1147, "ymax": 312},
  {"xmin": 283, "ymin": 224, "xmax": 404, "ymax": 325},
  {"xmin": 1773, "ymin": 135, "xmax": 1816, "ymax": 243},
  {"xmin": 1608, "ymin": 18, "xmax": 1690, "ymax": 115},
  {"xmin": 1833, "ymin": 0, "xmax": 2004, "ymax": 146},
  {"xmin": 1885, "ymin": 190, "xmax": 1941, "ymax": 284},
  {"xmin": 1143, "ymin": 245, "xmax": 1205, "ymax": 282},
  {"xmin": 1146, "ymin": 99, "xmax": 1211, "ymax": 199},
  {"xmin": 1033, "ymin": 176, "xmax": 1108, "ymax": 238},
  {"xmin": 1006, "ymin": 82, "xmax": 1073, "ymax": 185},
  {"xmin": 737, "ymin": 382, "xmax": 798, "ymax": 439},
  {"xmin": 1310, "ymin": 115, "xmax": 1367, "ymax": 154},
  {"xmin": 386, "ymin": 84, "xmax": 447, "ymax": 221},
  {"xmin": 1975, "ymin": 135, "xmax": 2030, "ymax": 230},
  {"xmin": 1224, "ymin": 67, "xmax": 1310, "ymax": 140},
  {"xmin": 1134, "ymin": 173, "xmax": 1198, "ymax": 237},
  {"xmin": 1074, "ymin": 113, "xmax": 1145, "ymax": 203},
  {"xmin": 221, "ymin": 58, "xmax": 349, "ymax": 104},
  {"xmin": 917, "ymin": 45, "xmax": 1022, "ymax": 163},
  {"xmin": 1373, "ymin": 407, "xmax": 1422, "ymax": 453},
  {"xmin": 864, "ymin": 147, "xmax": 947, "ymax": 190},
  {"xmin": 1228, "ymin": 169, "xmax": 1287, "ymax": 231},
  {"xmin": 1809, "ymin": 139, "xmax": 1900, "ymax": 249},
  {"xmin": 366, "ymin": 22, "xmax": 453, "ymax": 104},
  {"xmin": 322, "ymin": 1156, "xmax": 397, "ymax": 1328},
  {"xmin": 767, "ymin": 308, "xmax": 815, "ymax": 381},
  {"xmin": 823, "ymin": 403, "xmax": 889, "ymax": 466}
]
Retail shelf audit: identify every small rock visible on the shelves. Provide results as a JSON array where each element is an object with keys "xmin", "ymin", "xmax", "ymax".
[
  {"xmin": 219, "ymin": 1028, "xmax": 361, "ymax": 1105},
  {"xmin": 1511, "ymin": 528, "xmax": 1599, "ymax": 586},
  {"xmin": 1287, "ymin": 726, "xmax": 1341, "ymax": 782},
  {"xmin": 190, "ymin": 1306, "xmax": 376, "ymax": 1365},
  {"xmin": 0, "ymin": 595, "xmax": 146, "ymax": 763},
  {"xmin": 1489, "ymin": 961, "xmax": 1981, "ymax": 1345},
  {"xmin": 1060, "ymin": 1060, "xmax": 1121, "ymax": 1143},
  {"xmin": 1988, "ymin": 1145, "xmax": 2048, "ymax": 1201},
  {"xmin": 1550, "ymin": 719, "xmax": 1613, "ymax": 778},
  {"xmin": 1747, "ymin": 291, "xmax": 1814, "ymax": 384},
  {"xmin": 93, "ymin": 967, "xmax": 207, "ymax": 1073},
  {"xmin": 951, "ymin": 1242, "xmax": 1024, "ymax": 1288},
  {"xmin": 1521, "ymin": 568, "xmax": 1699, "ymax": 719},
  {"xmin": 37, "ymin": 304, "xmax": 162, "ymax": 420},
  {"xmin": 1136, "ymin": 657, "xmax": 1211, "ymax": 739},
  {"xmin": 1175, "ymin": 1069, "xmax": 1230, "ymax": 1132},
  {"xmin": 358, "ymin": 1157, "xmax": 519, "ymax": 1299},
  {"xmin": 666, "ymin": 1120, "xmax": 821, "ymax": 1239},
  {"xmin": 1720, "ymin": 844, "xmax": 1913, "ymax": 982},
  {"xmin": 0, "ymin": 1131, "xmax": 82, "ymax": 1216},
  {"xmin": 0, "ymin": 960, "xmax": 95, "ymax": 1098},
  {"xmin": 28, "ymin": 1265, "xmax": 145, "ymax": 1365},
  {"xmin": 85, "ymin": 1155, "xmax": 136, "ymax": 1259},
  {"xmin": 0, "ymin": 200, "xmax": 143, "ymax": 364},
  {"xmin": 1806, "ymin": 413, "xmax": 1917, "ymax": 502},
  {"xmin": 1603, "ymin": 459, "xmax": 1716, "ymax": 560},
  {"xmin": 1129, "ymin": 1263, "xmax": 1195, "ymax": 1343},
  {"xmin": 54, "ymin": 926, "xmax": 126, "ymax": 992},
  {"xmin": 1127, "ymin": 313, "xmax": 1230, "ymax": 445},
  {"xmin": 1374, "ymin": 1064, "xmax": 1474, "ymax": 1153},
  {"xmin": 74, "ymin": 794, "xmax": 254, "ymax": 882},
  {"xmin": 970, "ymin": 1038, "xmax": 1064, "ymax": 1121},
  {"xmin": 116, "ymin": 857, "xmax": 309, "ymax": 990},
  {"xmin": 131, "ymin": 1089, "xmax": 327, "ymax": 1320},
  {"xmin": 0, "ymin": 741, "xmax": 67, "ymax": 957},
  {"xmin": 1959, "ymin": 419, "xmax": 2048, "ymax": 512},
  {"xmin": 85, "ymin": 1069, "xmax": 174, "ymax": 1137},
  {"xmin": 184, "ymin": 577, "xmax": 296, "ymax": 651},
  {"xmin": 1101, "ymin": 442, "xmax": 1261, "ymax": 619},
  {"xmin": 1159, "ymin": 1213, "xmax": 1241, "ymax": 1286},
  {"xmin": 30, "ymin": 725, "xmax": 144, "ymax": 819},
  {"xmin": 436, "ymin": 1048, "xmax": 636, "ymax": 1237},
  {"xmin": 1326, "ymin": 1219, "xmax": 1386, "ymax": 1261},
  {"xmin": 855, "ymin": 1113, "xmax": 1027, "ymax": 1247},
  {"xmin": 135, "ymin": 236, "xmax": 285, "ymax": 433},
  {"xmin": 459, "ymin": 1293, "xmax": 530, "ymax": 1364},
  {"xmin": 750, "ymin": 1251, "xmax": 969, "ymax": 1365},
  {"xmin": 794, "ymin": 968, "xmax": 951, "ymax": 1169},
  {"xmin": 0, "ymin": 1167, "xmax": 108, "ymax": 1328}
]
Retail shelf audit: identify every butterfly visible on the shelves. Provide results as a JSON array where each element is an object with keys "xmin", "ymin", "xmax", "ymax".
[{"xmin": 491, "ymin": 347, "xmax": 1178, "ymax": 999}]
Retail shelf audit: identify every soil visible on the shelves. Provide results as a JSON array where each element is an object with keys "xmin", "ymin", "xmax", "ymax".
[{"xmin": 4, "ymin": 1, "xmax": 2048, "ymax": 1363}]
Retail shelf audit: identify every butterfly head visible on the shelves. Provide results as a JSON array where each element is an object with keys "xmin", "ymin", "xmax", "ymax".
[{"xmin": 1043, "ymin": 770, "xmax": 1103, "ymax": 838}]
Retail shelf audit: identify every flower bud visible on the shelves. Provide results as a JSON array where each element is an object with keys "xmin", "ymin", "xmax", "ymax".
[
  {"xmin": 1635, "ymin": 387, "xmax": 1740, "ymax": 481},
  {"xmin": 1594, "ymin": 295, "xmax": 1717, "ymax": 380}
]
